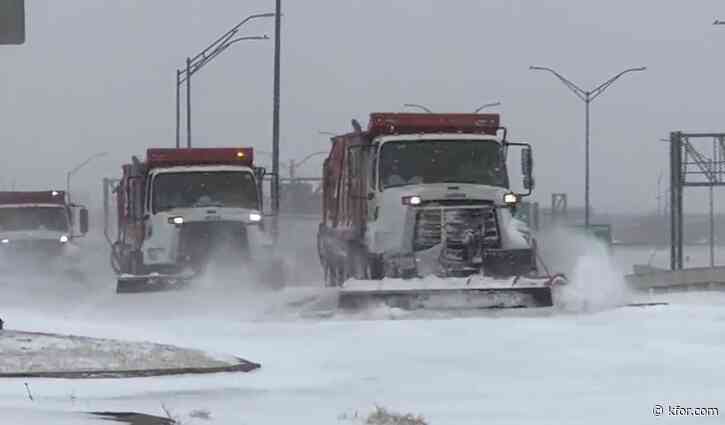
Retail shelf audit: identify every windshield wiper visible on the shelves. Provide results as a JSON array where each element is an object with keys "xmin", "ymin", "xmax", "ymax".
[
  {"xmin": 383, "ymin": 183, "xmax": 415, "ymax": 189},
  {"xmin": 440, "ymin": 179, "xmax": 479, "ymax": 184},
  {"xmin": 193, "ymin": 201, "xmax": 224, "ymax": 208}
]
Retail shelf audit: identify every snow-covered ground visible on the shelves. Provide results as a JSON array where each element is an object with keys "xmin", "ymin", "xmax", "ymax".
[
  {"xmin": 0, "ymin": 330, "xmax": 242, "ymax": 375},
  {"xmin": 1, "ymin": 220, "xmax": 723, "ymax": 424}
]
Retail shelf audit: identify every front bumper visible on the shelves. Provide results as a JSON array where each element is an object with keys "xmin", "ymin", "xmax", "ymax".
[
  {"xmin": 143, "ymin": 220, "xmax": 257, "ymax": 273},
  {"xmin": 0, "ymin": 239, "xmax": 79, "ymax": 270},
  {"xmin": 385, "ymin": 247, "xmax": 536, "ymax": 279}
]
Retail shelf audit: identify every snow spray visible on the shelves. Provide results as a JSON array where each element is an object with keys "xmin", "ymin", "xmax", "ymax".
[{"xmin": 536, "ymin": 224, "xmax": 632, "ymax": 313}]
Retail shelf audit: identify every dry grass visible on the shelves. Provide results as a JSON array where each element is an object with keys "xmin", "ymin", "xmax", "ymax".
[
  {"xmin": 189, "ymin": 408, "xmax": 212, "ymax": 420},
  {"xmin": 364, "ymin": 406, "xmax": 428, "ymax": 425}
]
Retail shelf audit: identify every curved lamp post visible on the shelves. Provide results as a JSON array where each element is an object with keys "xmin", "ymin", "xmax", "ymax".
[
  {"xmin": 288, "ymin": 151, "xmax": 327, "ymax": 178},
  {"xmin": 473, "ymin": 101, "xmax": 502, "ymax": 112},
  {"xmin": 403, "ymin": 103, "xmax": 433, "ymax": 113},
  {"xmin": 67, "ymin": 152, "xmax": 107, "ymax": 204},
  {"xmin": 529, "ymin": 65, "xmax": 646, "ymax": 228},
  {"xmin": 176, "ymin": 12, "xmax": 275, "ymax": 148}
]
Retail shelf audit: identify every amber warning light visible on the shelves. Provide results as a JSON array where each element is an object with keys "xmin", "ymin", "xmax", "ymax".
[
  {"xmin": 367, "ymin": 113, "xmax": 500, "ymax": 137},
  {"xmin": 146, "ymin": 148, "xmax": 254, "ymax": 167}
]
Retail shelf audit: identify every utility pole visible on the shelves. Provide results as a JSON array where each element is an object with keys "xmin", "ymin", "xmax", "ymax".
[
  {"xmin": 186, "ymin": 57, "xmax": 192, "ymax": 148},
  {"xmin": 529, "ymin": 65, "xmax": 646, "ymax": 228},
  {"xmin": 271, "ymin": 0, "xmax": 282, "ymax": 240},
  {"xmin": 175, "ymin": 69, "xmax": 181, "ymax": 148}
]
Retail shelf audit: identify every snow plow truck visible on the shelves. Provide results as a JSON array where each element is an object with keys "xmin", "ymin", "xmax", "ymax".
[
  {"xmin": 110, "ymin": 147, "xmax": 285, "ymax": 293},
  {"xmin": 0, "ymin": 190, "xmax": 88, "ymax": 274},
  {"xmin": 317, "ymin": 112, "xmax": 566, "ymax": 310}
]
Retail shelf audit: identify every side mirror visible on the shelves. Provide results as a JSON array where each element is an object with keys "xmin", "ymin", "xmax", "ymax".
[
  {"xmin": 80, "ymin": 208, "xmax": 89, "ymax": 234},
  {"xmin": 521, "ymin": 147, "xmax": 534, "ymax": 190}
]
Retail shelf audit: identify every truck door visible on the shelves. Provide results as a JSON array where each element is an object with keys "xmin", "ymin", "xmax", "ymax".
[
  {"xmin": 366, "ymin": 142, "xmax": 379, "ymax": 223},
  {"xmin": 126, "ymin": 176, "xmax": 146, "ymax": 248}
]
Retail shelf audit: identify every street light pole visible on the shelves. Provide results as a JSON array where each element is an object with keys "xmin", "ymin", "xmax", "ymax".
[
  {"xmin": 403, "ymin": 103, "xmax": 433, "ymax": 113},
  {"xmin": 271, "ymin": 0, "xmax": 282, "ymax": 240},
  {"xmin": 176, "ymin": 13, "xmax": 274, "ymax": 149},
  {"xmin": 186, "ymin": 57, "xmax": 191, "ymax": 148},
  {"xmin": 473, "ymin": 101, "xmax": 501, "ymax": 113},
  {"xmin": 529, "ymin": 65, "xmax": 646, "ymax": 228},
  {"xmin": 66, "ymin": 152, "xmax": 107, "ymax": 204},
  {"xmin": 175, "ymin": 69, "xmax": 181, "ymax": 148}
]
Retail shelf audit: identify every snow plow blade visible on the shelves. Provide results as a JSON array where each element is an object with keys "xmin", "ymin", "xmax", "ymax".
[
  {"xmin": 338, "ymin": 275, "xmax": 564, "ymax": 310},
  {"xmin": 116, "ymin": 273, "xmax": 193, "ymax": 294}
]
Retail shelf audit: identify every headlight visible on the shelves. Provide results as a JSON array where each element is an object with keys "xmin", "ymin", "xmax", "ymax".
[
  {"xmin": 249, "ymin": 212, "xmax": 262, "ymax": 222},
  {"xmin": 168, "ymin": 216, "xmax": 184, "ymax": 225},
  {"xmin": 1, "ymin": 239, "xmax": 8, "ymax": 244},
  {"xmin": 59, "ymin": 235, "xmax": 69, "ymax": 243},
  {"xmin": 401, "ymin": 195, "xmax": 422, "ymax": 206},
  {"xmin": 503, "ymin": 192, "xmax": 519, "ymax": 205}
]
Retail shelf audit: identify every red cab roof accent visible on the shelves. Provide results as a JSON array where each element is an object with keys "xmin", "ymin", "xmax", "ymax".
[
  {"xmin": 367, "ymin": 113, "xmax": 501, "ymax": 137},
  {"xmin": 146, "ymin": 148, "xmax": 254, "ymax": 168},
  {"xmin": 0, "ymin": 191, "xmax": 66, "ymax": 205}
]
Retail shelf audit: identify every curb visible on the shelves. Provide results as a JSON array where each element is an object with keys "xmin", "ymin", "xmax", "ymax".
[
  {"xmin": 0, "ymin": 357, "xmax": 260, "ymax": 379},
  {"xmin": 0, "ymin": 330, "xmax": 261, "ymax": 379}
]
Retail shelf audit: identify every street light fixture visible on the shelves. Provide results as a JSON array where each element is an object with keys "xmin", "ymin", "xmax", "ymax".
[
  {"xmin": 529, "ymin": 65, "xmax": 646, "ymax": 228},
  {"xmin": 176, "ymin": 12, "xmax": 275, "ymax": 148},
  {"xmin": 288, "ymin": 151, "xmax": 328, "ymax": 178},
  {"xmin": 403, "ymin": 103, "xmax": 433, "ymax": 113},
  {"xmin": 257, "ymin": 150, "xmax": 327, "ymax": 178},
  {"xmin": 67, "ymin": 152, "xmax": 108, "ymax": 204},
  {"xmin": 473, "ymin": 101, "xmax": 502, "ymax": 113}
]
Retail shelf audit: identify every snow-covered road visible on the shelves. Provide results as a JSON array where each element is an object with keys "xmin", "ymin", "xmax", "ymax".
[{"xmin": 1, "ymin": 223, "xmax": 723, "ymax": 424}]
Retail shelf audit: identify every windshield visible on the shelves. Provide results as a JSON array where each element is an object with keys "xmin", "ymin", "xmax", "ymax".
[
  {"xmin": 153, "ymin": 171, "xmax": 258, "ymax": 212},
  {"xmin": 0, "ymin": 207, "xmax": 69, "ymax": 232},
  {"xmin": 379, "ymin": 139, "xmax": 508, "ymax": 189}
]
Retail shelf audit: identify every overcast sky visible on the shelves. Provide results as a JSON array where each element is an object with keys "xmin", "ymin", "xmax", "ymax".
[{"xmin": 3, "ymin": 0, "xmax": 725, "ymax": 214}]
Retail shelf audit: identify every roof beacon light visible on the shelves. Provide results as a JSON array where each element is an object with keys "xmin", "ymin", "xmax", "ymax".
[
  {"xmin": 237, "ymin": 151, "xmax": 246, "ymax": 158},
  {"xmin": 51, "ymin": 191, "xmax": 59, "ymax": 196}
]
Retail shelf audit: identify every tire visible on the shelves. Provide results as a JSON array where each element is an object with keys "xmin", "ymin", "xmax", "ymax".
[
  {"xmin": 325, "ymin": 263, "xmax": 344, "ymax": 288},
  {"xmin": 368, "ymin": 254, "xmax": 384, "ymax": 280}
]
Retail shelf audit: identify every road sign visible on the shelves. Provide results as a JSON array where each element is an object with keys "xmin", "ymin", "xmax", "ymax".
[{"xmin": 0, "ymin": 0, "xmax": 25, "ymax": 45}]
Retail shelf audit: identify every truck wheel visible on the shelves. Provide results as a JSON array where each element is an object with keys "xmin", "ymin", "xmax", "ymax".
[
  {"xmin": 130, "ymin": 250, "xmax": 145, "ymax": 275},
  {"xmin": 324, "ymin": 263, "xmax": 343, "ymax": 287},
  {"xmin": 368, "ymin": 255, "xmax": 384, "ymax": 280}
]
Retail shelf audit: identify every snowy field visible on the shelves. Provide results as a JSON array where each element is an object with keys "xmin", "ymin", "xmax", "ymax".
[{"xmin": 1, "ymin": 219, "xmax": 724, "ymax": 424}]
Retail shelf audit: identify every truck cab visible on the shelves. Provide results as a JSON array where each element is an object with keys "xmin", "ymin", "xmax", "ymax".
[
  {"xmin": 114, "ymin": 148, "xmax": 269, "ymax": 278},
  {"xmin": 0, "ymin": 190, "xmax": 89, "ymax": 265},
  {"xmin": 320, "ymin": 113, "xmax": 536, "ymax": 283}
]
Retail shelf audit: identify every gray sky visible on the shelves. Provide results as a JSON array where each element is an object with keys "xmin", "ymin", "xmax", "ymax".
[{"xmin": 2, "ymin": 0, "xmax": 725, "ymax": 214}]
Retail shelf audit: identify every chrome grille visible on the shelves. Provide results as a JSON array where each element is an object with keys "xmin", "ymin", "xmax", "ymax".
[
  {"xmin": 177, "ymin": 221, "xmax": 249, "ymax": 266},
  {"xmin": 3, "ymin": 239, "xmax": 63, "ymax": 252},
  {"xmin": 413, "ymin": 205, "xmax": 500, "ymax": 254}
]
